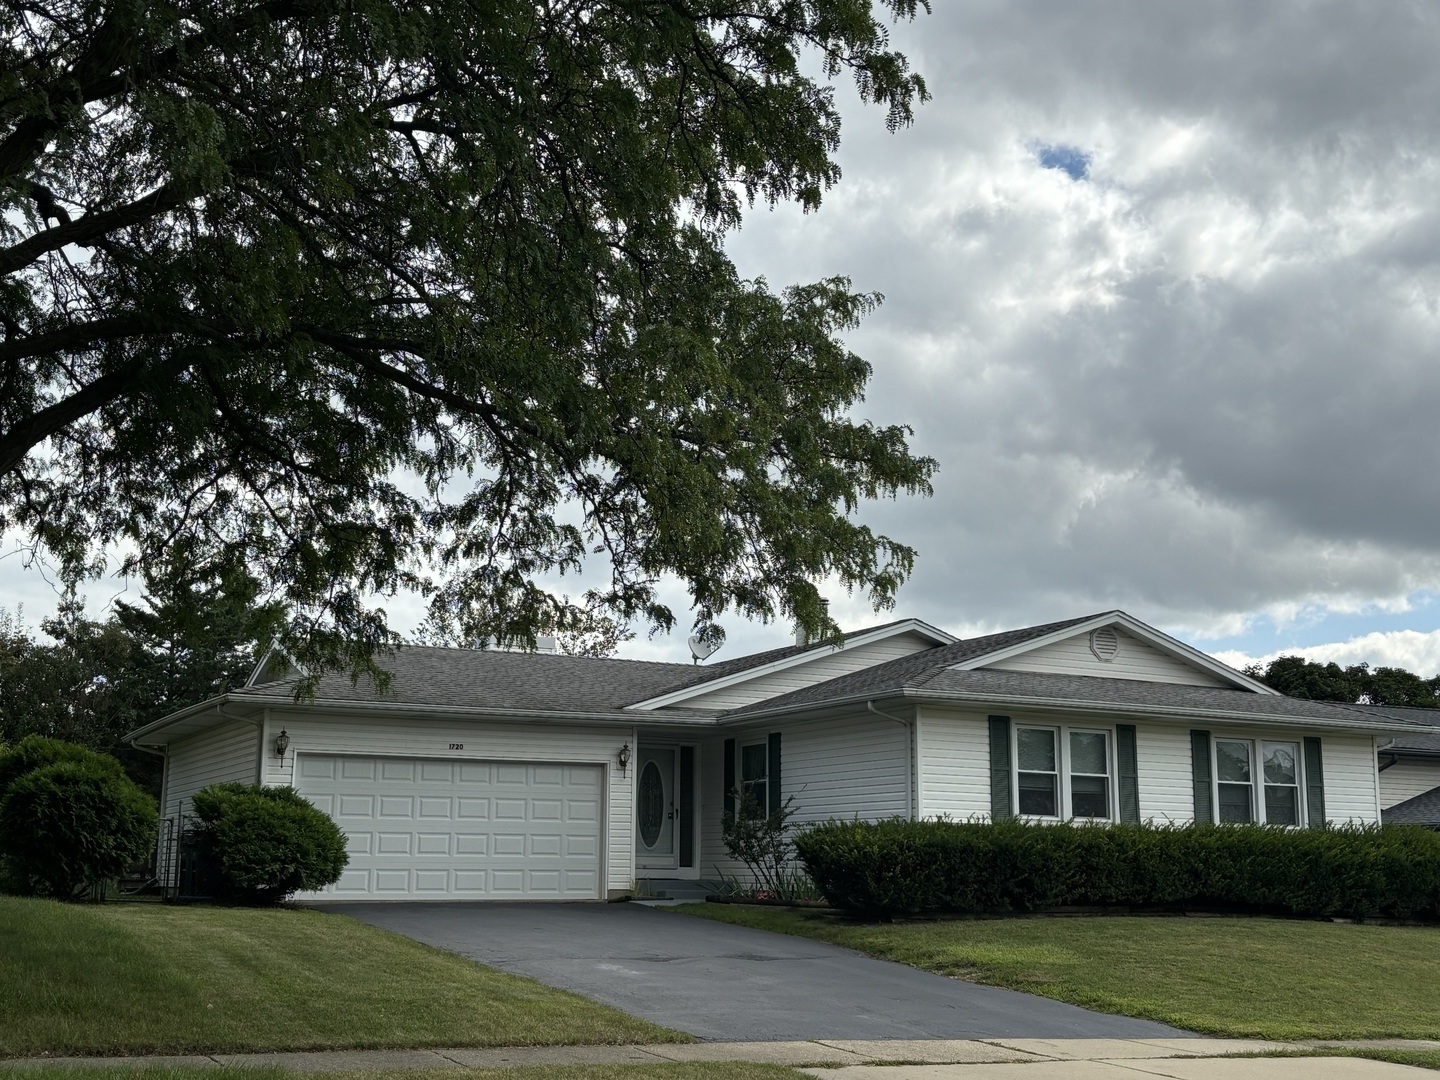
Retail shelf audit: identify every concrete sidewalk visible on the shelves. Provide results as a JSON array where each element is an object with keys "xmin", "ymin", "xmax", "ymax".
[{"xmin": 6, "ymin": 1038, "xmax": 1439, "ymax": 1074}]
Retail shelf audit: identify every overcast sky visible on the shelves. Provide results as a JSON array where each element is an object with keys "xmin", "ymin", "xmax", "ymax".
[{"xmin": 8, "ymin": 0, "xmax": 1440, "ymax": 675}]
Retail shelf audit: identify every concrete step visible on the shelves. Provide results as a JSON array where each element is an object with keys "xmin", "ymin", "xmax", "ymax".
[{"xmin": 635, "ymin": 878, "xmax": 717, "ymax": 902}]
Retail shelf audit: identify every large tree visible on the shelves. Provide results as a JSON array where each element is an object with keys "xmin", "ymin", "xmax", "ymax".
[
  {"xmin": 0, "ymin": 0, "xmax": 935, "ymax": 674},
  {"xmin": 0, "ymin": 554, "xmax": 285, "ymax": 791},
  {"xmin": 1246, "ymin": 655, "xmax": 1440, "ymax": 708}
]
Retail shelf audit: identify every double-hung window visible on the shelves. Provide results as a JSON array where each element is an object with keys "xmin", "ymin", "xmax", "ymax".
[
  {"xmin": 1068, "ymin": 731, "xmax": 1111, "ymax": 819},
  {"xmin": 1213, "ymin": 738, "xmax": 1302, "ymax": 825},
  {"xmin": 1014, "ymin": 725, "xmax": 1113, "ymax": 821},
  {"xmin": 739, "ymin": 741, "xmax": 769, "ymax": 818},
  {"xmin": 1016, "ymin": 727, "xmax": 1060, "ymax": 816}
]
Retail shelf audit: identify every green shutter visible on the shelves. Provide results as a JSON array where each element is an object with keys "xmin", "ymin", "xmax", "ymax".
[
  {"xmin": 988, "ymin": 715, "xmax": 1012, "ymax": 821},
  {"xmin": 1190, "ymin": 730, "xmax": 1213, "ymax": 824},
  {"xmin": 723, "ymin": 738, "xmax": 736, "ymax": 819},
  {"xmin": 767, "ymin": 732, "xmax": 782, "ymax": 815},
  {"xmin": 678, "ymin": 746, "xmax": 695, "ymax": 867},
  {"xmin": 1116, "ymin": 724, "xmax": 1140, "ymax": 823},
  {"xmin": 1304, "ymin": 736, "xmax": 1326, "ymax": 829}
]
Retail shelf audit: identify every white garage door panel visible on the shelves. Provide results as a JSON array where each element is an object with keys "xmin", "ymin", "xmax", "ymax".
[{"xmin": 296, "ymin": 754, "xmax": 602, "ymax": 900}]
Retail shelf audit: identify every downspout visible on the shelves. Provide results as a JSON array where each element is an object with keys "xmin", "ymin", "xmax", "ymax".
[{"xmin": 867, "ymin": 700, "xmax": 915, "ymax": 820}]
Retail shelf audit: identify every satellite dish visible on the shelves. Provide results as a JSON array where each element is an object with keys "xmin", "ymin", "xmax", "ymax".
[{"xmin": 688, "ymin": 633, "xmax": 722, "ymax": 663}]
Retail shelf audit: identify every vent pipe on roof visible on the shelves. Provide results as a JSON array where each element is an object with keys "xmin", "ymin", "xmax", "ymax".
[{"xmin": 795, "ymin": 600, "xmax": 829, "ymax": 648}]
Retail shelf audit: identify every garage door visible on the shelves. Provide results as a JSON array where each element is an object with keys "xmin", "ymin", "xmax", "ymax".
[{"xmin": 295, "ymin": 754, "xmax": 603, "ymax": 899}]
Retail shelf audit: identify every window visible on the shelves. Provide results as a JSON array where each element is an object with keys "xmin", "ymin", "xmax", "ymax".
[
  {"xmin": 1215, "ymin": 739, "xmax": 1253, "ymax": 823},
  {"xmin": 740, "ymin": 741, "xmax": 768, "ymax": 817},
  {"xmin": 1014, "ymin": 725, "xmax": 1113, "ymax": 821},
  {"xmin": 1213, "ymin": 738, "xmax": 1303, "ymax": 826},
  {"xmin": 1262, "ymin": 741, "xmax": 1300, "ymax": 826},
  {"xmin": 1069, "ymin": 731, "xmax": 1111, "ymax": 819},
  {"xmin": 1016, "ymin": 727, "xmax": 1058, "ymax": 816}
]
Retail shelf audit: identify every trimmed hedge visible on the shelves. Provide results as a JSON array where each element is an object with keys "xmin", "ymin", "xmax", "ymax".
[
  {"xmin": 190, "ymin": 783, "xmax": 348, "ymax": 904},
  {"xmin": 794, "ymin": 818, "xmax": 1440, "ymax": 921}
]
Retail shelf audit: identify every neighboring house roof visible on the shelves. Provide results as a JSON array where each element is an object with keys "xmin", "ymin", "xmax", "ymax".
[
  {"xmin": 1386, "ymin": 732, "xmax": 1440, "ymax": 756},
  {"xmin": 1382, "ymin": 784, "xmax": 1440, "ymax": 827},
  {"xmin": 1351, "ymin": 710, "xmax": 1440, "ymax": 756}
]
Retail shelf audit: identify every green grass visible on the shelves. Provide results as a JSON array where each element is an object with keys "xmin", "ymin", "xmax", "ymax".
[
  {"xmin": 673, "ymin": 904, "xmax": 1440, "ymax": 1040},
  {"xmin": 0, "ymin": 898, "xmax": 684, "ymax": 1057},
  {"xmin": 0, "ymin": 1068, "xmax": 806, "ymax": 1080}
]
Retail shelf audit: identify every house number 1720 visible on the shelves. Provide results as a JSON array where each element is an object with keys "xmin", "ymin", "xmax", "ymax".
[{"xmin": 448, "ymin": 743, "xmax": 464, "ymax": 750}]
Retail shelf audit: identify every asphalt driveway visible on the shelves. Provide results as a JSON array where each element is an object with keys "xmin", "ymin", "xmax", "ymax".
[{"xmin": 318, "ymin": 902, "xmax": 1191, "ymax": 1042}]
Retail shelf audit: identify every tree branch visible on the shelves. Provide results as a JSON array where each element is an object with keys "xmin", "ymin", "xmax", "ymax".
[{"xmin": 0, "ymin": 356, "xmax": 187, "ymax": 475}]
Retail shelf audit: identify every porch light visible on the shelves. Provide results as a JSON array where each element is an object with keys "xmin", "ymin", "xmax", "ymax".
[
  {"xmin": 618, "ymin": 742, "xmax": 631, "ymax": 774},
  {"xmin": 274, "ymin": 729, "xmax": 291, "ymax": 761}
]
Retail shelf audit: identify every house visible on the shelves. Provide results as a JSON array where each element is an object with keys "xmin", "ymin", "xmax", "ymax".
[
  {"xmin": 1372, "ymin": 724, "xmax": 1440, "ymax": 829},
  {"xmin": 126, "ymin": 610, "xmax": 1440, "ymax": 901}
]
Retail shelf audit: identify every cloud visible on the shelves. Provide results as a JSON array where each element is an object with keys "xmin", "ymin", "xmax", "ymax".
[
  {"xmin": 1215, "ymin": 629, "xmax": 1440, "ymax": 680},
  {"xmin": 719, "ymin": 0, "xmax": 1440, "ymax": 652},
  {"xmin": 11, "ymin": 0, "xmax": 1440, "ymax": 667}
]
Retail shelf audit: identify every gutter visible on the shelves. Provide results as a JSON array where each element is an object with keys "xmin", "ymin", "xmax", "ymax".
[
  {"xmin": 725, "ymin": 686, "xmax": 1437, "ymax": 736},
  {"xmin": 131, "ymin": 691, "xmax": 722, "ymax": 743}
]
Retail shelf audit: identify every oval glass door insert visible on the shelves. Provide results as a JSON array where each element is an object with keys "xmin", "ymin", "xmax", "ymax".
[{"xmin": 638, "ymin": 760, "xmax": 664, "ymax": 848}]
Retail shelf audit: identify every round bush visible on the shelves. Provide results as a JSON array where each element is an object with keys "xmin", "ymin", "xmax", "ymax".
[
  {"xmin": 190, "ymin": 783, "xmax": 348, "ymax": 904},
  {"xmin": 0, "ymin": 757, "xmax": 158, "ymax": 898},
  {"xmin": 0, "ymin": 735, "xmax": 114, "ymax": 804}
]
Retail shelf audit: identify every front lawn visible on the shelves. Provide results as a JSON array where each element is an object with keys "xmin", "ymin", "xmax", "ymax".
[
  {"xmin": 673, "ymin": 904, "xmax": 1440, "ymax": 1040},
  {"xmin": 0, "ymin": 898, "xmax": 683, "ymax": 1057}
]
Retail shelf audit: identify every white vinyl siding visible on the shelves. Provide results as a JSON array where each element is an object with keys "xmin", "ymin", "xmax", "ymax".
[
  {"xmin": 916, "ymin": 707, "xmax": 992, "ymax": 820},
  {"xmin": 1322, "ymin": 734, "xmax": 1383, "ymax": 824},
  {"xmin": 163, "ymin": 721, "xmax": 260, "ymax": 819},
  {"xmin": 983, "ymin": 629, "xmax": 1234, "ymax": 687},
  {"xmin": 682, "ymin": 633, "xmax": 937, "ymax": 711},
  {"xmin": 1134, "ymin": 724, "xmax": 1196, "ymax": 823},
  {"xmin": 914, "ymin": 712, "xmax": 1382, "ymax": 827},
  {"xmin": 700, "ymin": 713, "xmax": 910, "ymax": 879},
  {"xmin": 1380, "ymin": 759, "xmax": 1440, "ymax": 808},
  {"xmin": 260, "ymin": 711, "xmax": 636, "ymax": 895}
]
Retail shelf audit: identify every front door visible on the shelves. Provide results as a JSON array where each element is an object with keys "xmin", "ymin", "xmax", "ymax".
[{"xmin": 636, "ymin": 746, "xmax": 677, "ymax": 869}]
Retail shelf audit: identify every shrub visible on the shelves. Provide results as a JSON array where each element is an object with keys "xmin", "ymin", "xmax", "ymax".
[
  {"xmin": 794, "ymin": 817, "xmax": 1440, "ymax": 921},
  {"xmin": 0, "ymin": 756, "xmax": 158, "ymax": 898},
  {"xmin": 0, "ymin": 735, "xmax": 111, "ymax": 803},
  {"xmin": 190, "ymin": 783, "xmax": 348, "ymax": 904}
]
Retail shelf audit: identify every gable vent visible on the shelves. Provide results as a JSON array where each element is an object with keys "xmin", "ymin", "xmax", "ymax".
[{"xmin": 1089, "ymin": 626, "xmax": 1120, "ymax": 662}]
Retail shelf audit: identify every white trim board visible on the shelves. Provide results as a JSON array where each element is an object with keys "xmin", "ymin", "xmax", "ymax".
[
  {"xmin": 626, "ymin": 619, "xmax": 956, "ymax": 711},
  {"xmin": 955, "ymin": 611, "xmax": 1276, "ymax": 695}
]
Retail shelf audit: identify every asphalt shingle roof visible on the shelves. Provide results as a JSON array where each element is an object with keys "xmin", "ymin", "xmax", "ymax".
[
  {"xmin": 722, "ymin": 613, "xmax": 1104, "ymax": 716},
  {"xmin": 235, "ymin": 647, "xmax": 709, "ymax": 717},
  {"xmin": 232, "ymin": 619, "xmax": 934, "ymax": 716},
  {"xmin": 224, "ymin": 611, "xmax": 1440, "ymax": 733},
  {"xmin": 1382, "ymin": 785, "xmax": 1440, "ymax": 827}
]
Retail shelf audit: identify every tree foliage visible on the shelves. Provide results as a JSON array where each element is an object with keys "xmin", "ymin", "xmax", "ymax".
[
  {"xmin": 1245, "ymin": 654, "xmax": 1440, "ymax": 708},
  {"xmin": 0, "ymin": 555, "xmax": 286, "ymax": 791},
  {"xmin": 0, "ymin": 0, "xmax": 936, "ymax": 675}
]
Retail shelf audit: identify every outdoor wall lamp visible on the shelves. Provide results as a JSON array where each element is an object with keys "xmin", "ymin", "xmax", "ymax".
[
  {"xmin": 274, "ymin": 729, "xmax": 291, "ymax": 762},
  {"xmin": 617, "ymin": 742, "xmax": 631, "ymax": 775}
]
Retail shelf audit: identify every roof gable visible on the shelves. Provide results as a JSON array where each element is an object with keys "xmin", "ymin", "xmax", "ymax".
[
  {"xmin": 958, "ymin": 611, "xmax": 1274, "ymax": 694},
  {"xmin": 627, "ymin": 619, "xmax": 956, "ymax": 711}
]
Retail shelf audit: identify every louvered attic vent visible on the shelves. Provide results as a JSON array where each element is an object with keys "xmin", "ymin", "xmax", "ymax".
[{"xmin": 1089, "ymin": 626, "xmax": 1120, "ymax": 662}]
